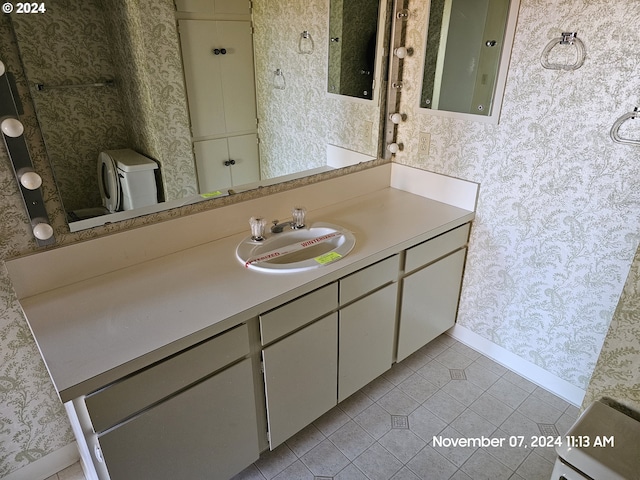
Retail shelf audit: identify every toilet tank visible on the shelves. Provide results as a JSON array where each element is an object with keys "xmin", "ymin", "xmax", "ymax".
[{"xmin": 110, "ymin": 149, "xmax": 159, "ymax": 211}]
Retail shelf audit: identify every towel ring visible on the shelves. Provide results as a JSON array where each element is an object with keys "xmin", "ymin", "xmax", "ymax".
[
  {"xmin": 298, "ymin": 31, "xmax": 314, "ymax": 54},
  {"xmin": 273, "ymin": 68, "xmax": 286, "ymax": 90},
  {"xmin": 541, "ymin": 32, "xmax": 586, "ymax": 71},
  {"xmin": 610, "ymin": 109, "xmax": 640, "ymax": 146}
]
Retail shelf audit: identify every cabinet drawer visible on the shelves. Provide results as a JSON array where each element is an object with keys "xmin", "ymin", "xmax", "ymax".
[
  {"xmin": 86, "ymin": 323, "xmax": 249, "ymax": 432},
  {"xmin": 260, "ymin": 283, "xmax": 338, "ymax": 345},
  {"xmin": 340, "ymin": 254, "xmax": 400, "ymax": 305},
  {"xmin": 405, "ymin": 223, "xmax": 470, "ymax": 273}
]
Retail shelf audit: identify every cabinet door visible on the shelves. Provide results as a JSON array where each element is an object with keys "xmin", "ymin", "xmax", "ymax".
[
  {"xmin": 97, "ymin": 359, "xmax": 259, "ymax": 480},
  {"xmin": 179, "ymin": 20, "xmax": 226, "ymax": 138},
  {"xmin": 194, "ymin": 138, "xmax": 232, "ymax": 192},
  {"xmin": 228, "ymin": 134, "xmax": 260, "ymax": 186},
  {"xmin": 339, "ymin": 283, "xmax": 397, "ymax": 402},
  {"xmin": 194, "ymin": 135, "xmax": 260, "ymax": 192},
  {"xmin": 179, "ymin": 20, "xmax": 256, "ymax": 138},
  {"xmin": 216, "ymin": 21, "xmax": 257, "ymax": 133},
  {"xmin": 262, "ymin": 314, "xmax": 338, "ymax": 449},
  {"xmin": 397, "ymin": 248, "xmax": 467, "ymax": 361}
]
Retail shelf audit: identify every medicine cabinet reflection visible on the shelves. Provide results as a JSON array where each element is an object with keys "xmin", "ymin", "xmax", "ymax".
[
  {"xmin": 420, "ymin": 0, "xmax": 519, "ymax": 123},
  {"xmin": 327, "ymin": 0, "xmax": 384, "ymax": 100}
]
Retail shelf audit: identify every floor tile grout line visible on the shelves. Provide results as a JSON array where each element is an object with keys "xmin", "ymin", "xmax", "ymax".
[{"xmin": 384, "ymin": 357, "xmax": 560, "ymax": 477}]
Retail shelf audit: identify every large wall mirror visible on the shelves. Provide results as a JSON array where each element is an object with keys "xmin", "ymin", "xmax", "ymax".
[
  {"xmin": 8, "ymin": 0, "xmax": 390, "ymax": 232},
  {"xmin": 419, "ymin": 0, "xmax": 520, "ymax": 123}
]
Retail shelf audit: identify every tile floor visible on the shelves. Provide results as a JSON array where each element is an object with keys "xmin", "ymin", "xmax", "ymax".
[
  {"xmin": 48, "ymin": 461, "xmax": 85, "ymax": 480},
  {"xmin": 233, "ymin": 334, "xmax": 579, "ymax": 480}
]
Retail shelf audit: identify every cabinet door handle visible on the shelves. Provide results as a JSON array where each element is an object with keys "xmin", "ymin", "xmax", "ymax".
[
  {"xmin": 212, "ymin": 48, "xmax": 227, "ymax": 55},
  {"xmin": 224, "ymin": 159, "xmax": 236, "ymax": 166}
]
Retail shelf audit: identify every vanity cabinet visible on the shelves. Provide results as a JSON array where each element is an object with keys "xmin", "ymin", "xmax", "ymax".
[
  {"xmin": 397, "ymin": 224, "xmax": 470, "ymax": 361},
  {"xmin": 81, "ymin": 324, "xmax": 259, "ymax": 480},
  {"xmin": 7, "ymin": 175, "xmax": 478, "ymax": 480},
  {"xmin": 67, "ymin": 222, "xmax": 471, "ymax": 477},
  {"xmin": 260, "ymin": 256, "xmax": 400, "ymax": 448}
]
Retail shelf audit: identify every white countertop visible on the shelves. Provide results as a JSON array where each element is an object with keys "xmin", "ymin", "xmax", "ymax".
[{"xmin": 15, "ymin": 186, "xmax": 474, "ymax": 401}]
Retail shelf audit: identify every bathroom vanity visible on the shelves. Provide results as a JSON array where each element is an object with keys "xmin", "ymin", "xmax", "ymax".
[{"xmin": 5, "ymin": 165, "xmax": 476, "ymax": 480}]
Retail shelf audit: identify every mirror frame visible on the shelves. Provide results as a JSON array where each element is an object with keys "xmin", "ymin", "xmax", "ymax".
[{"xmin": 418, "ymin": 0, "xmax": 520, "ymax": 124}]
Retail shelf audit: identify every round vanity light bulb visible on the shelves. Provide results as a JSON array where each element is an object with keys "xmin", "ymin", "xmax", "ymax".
[
  {"xmin": 394, "ymin": 47, "xmax": 408, "ymax": 59},
  {"xmin": 0, "ymin": 60, "xmax": 5, "ymax": 77},
  {"xmin": 1, "ymin": 118, "xmax": 24, "ymax": 137},
  {"xmin": 387, "ymin": 143, "xmax": 400, "ymax": 154},
  {"xmin": 33, "ymin": 222, "xmax": 54, "ymax": 241},
  {"xmin": 389, "ymin": 113, "xmax": 403, "ymax": 124},
  {"xmin": 19, "ymin": 171, "xmax": 42, "ymax": 190}
]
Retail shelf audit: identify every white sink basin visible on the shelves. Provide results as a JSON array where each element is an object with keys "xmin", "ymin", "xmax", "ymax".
[{"xmin": 236, "ymin": 222, "xmax": 356, "ymax": 272}]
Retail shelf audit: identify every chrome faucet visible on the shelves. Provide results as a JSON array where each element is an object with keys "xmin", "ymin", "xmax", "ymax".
[
  {"xmin": 270, "ymin": 220, "xmax": 297, "ymax": 233},
  {"xmin": 271, "ymin": 207, "xmax": 307, "ymax": 233}
]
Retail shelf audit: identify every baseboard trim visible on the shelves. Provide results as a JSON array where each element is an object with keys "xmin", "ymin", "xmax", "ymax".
[
  {"xmin": 447, "ymin": 324, "xmax": 586, "ymax": 407},
  {"xmin": 2, "ymin": 442, "xmax": 79, "ymax": 480}
]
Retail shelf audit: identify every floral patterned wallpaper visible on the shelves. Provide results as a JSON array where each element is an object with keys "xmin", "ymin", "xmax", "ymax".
[
  {"xmin": 396, "ymin": 0, "xmax": 640, "ymax": 395},
  {"xmin": 583, "ymin": 244, "xmax": 640, "ymax": 413},
  {"xmin": 253, "ymin": 0, "xmax": 383, "ymax": 179}
]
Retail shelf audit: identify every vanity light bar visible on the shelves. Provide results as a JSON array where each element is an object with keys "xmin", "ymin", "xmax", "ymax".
[
  {"xmin": 0, "ymin": 59, "xmax": 55, "ymax": 246},
  {"xmin": 383, "ymin": 0, "xmax": 410, "ymax": 159}
]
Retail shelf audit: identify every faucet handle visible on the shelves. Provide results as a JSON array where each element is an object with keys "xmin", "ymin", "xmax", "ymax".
[
  {"xmin": 292, "ymin": 207, "xmax": 306, "ymax": 229},
  {"xmin": 249, "ymin": 217, "xmax": 266, "ymax": 241}
]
